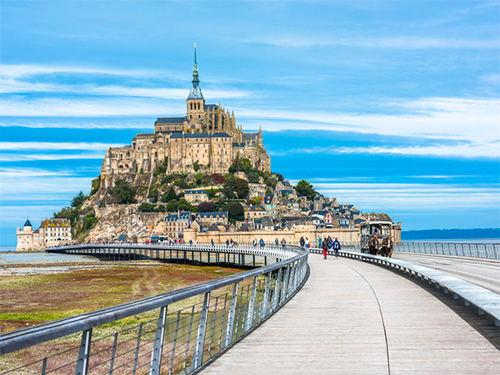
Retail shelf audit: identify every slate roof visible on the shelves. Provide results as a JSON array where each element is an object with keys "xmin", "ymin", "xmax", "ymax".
[
  {"xmin": 188, "ymin": 84, "xmax": 204, "ymax": 100},
  {"xmin": 196, "ymin": 212, "xmax": 228, "ymax": 218},
  {"xmin": 24, "ymin": 219, "xmax": 32, "ymax": 227},
  {"xmin": 185, "ymin": 189, "xmax": 208, "ymax": 195},
  {"xmin": 155, "ymin": 117, "xmax": 187, "ymax": 124},
  {"xmin": 165, "ymin": 211, "xmax": 191, "ymax": 222},
  {"xmin": 170, "ymin": 133, "xmax": 211, "ymax": 139},
  {"xmin": 204, "ymin": 104, "xmax": 218, "ymax": 110}
]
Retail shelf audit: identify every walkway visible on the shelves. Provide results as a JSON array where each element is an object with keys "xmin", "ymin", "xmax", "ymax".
[{"xmin": 200, "ymin": 255, "xmax": 500, "ymax": 375}]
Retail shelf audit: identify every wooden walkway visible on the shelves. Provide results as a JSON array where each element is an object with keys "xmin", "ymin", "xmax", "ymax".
[{"xmin": 200, "ymin": 255, "xmax": 500, "ymax": 375}]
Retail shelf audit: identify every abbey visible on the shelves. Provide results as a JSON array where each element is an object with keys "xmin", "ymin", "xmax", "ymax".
[{"xmin": 99, "ymin": 46, "xmax": 271, "ymax": 191}]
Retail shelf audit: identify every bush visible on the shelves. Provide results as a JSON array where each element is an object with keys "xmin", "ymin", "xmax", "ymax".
[
  {"xmin": 225, "ymin": 202, "xmax": 244, "ymax": 222},
  {"xmin": 247, "ymin": 170, "xmax": 260, "ymax": 184},
  {"xmin": 90, "ymin": 176, "xmax": 101, "ymax": 196},
  {"xmin": 82, "ymin": 214, "xmax": 99, "ymax": 232},
  {"xmin": 198, "ymin": 202, "xmax": 214, "ymax": 212},
  {"xmin": 108, "ymin": 179, "xmax": 135, "ymax": 204},
  {"xmin": 138, "ymin": 202, "xmax": 157, "ymax": 212},
  {"xmin": 161, "ymin": 187, "xmax": 178, "ymax": 203},
  {"xmin": 174, "ymin": 179, "xmax": 189, "ymax": 189}
]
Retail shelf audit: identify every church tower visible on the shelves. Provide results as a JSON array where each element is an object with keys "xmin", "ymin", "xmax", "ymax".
[{"xmin": 186, "ymin": 44, "xmax": 205, "ymax": 125}]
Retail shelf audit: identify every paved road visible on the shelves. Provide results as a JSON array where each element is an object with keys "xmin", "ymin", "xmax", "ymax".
[
  {"xmin": 200, "ymin": 255, "xmax": 500, "ymax": 375},
  {"xmin": 392, "ymin": 252, "xmax": 500, "ymax": 294}
]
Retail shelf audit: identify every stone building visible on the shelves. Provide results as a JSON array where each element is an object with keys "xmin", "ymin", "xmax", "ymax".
[
  {"xmin": 16, "ymin": 218, "xmax": 71, "ymax": 251},
  {"xmin": 98, "ymin": 46, "xmax": 271, "ymax": 194},
  {"xmin": 165, "ymin": 211, "xmax": 191, "ymax": 239}
]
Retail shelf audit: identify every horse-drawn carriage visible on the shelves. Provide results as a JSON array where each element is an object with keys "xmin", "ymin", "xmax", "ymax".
[{"xmin": 360, "ymin": 221, "xmax": 393, "ymax": 257}]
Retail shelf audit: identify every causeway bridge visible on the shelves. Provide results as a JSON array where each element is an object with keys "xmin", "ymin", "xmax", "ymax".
[{"xmin": 1, "ymin": 243, "xmax": 499, "ymax": 374}]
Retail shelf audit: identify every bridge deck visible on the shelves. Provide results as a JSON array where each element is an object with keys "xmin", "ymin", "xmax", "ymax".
[{"xmin": 200, "ymin": 255, "xmax": 500, "ymax": 374}]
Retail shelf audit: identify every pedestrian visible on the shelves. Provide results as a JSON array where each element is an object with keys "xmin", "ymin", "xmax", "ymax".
[
  {"xmin": 300, "ymin": 236, "xmax": 305, "ymax": 248},
  {"xmin": 211, "ymin": 238, "xmax": 214, "ymax": 247},
  {"xmin": 322, "ymin": 238, "xmax": 328, "ymax": 259},
  {"xmin": 275, "ymin": 238, "xmax": 279, "ymax": 246},
  {"xmin": 318, "ymin": 237, "xmax": 322, "ymax": 249},
  {"xmin": 259, "ymin": 238, "xmax": 265, "ymax": 248},
  {"xmin": 253, "ymin": 239, "xmax": 257, "ymax": 247},
  {"xmin": 305, "ymin": 237, "xmax": 310, "ymax": 249},
  {"xmin": 281, "ymin": 238, "xmax": 286, "ymax": 250},
  {"xmin": 226, "ymin": 239, "xmax": 230, "ymax": 248},
  {"xmin": 333, "ymin": 237, "xmax": 341, "ymax": 258},
  {"xmin": 189, "ymin": 239, "xmax": 193, "ymax": 247}
]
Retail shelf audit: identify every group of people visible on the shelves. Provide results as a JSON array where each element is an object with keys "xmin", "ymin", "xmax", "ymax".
[{"xmin": 321, "ymin": 236, "xmax": 341, "ymax": 259}]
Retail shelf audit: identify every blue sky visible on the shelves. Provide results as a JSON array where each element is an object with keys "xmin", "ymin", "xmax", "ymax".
[{"xmin": 1, "ymin": 0, "xmax": 499, "ymax": 246}]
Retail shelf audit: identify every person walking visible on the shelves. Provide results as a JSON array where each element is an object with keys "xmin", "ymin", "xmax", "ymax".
[
  {"xmin": 322, "ymin": 238, "xmax": 329, "ymax": 260},
  {"xmin": 318, "ymin": 237, "xmax": 322, "ymax": 249},
  {"xmin": 299, "ymin": 236, "xmax": 305, "ymax": 248},
  {"xmin": 275, "ymin": 238, "xmax": 279, "ymax": 246},
  {"xmin": 281, "ymin": 237, "xmax": 286, "ymax": 250},
  {"xmin": 305, "ymin": 237, "xmax": 310, "ymax": 249},
  {"xmin": 333, "ymin": 237, "xmax": 341, "ymax": 258},
  {"xmin": 253, "ymin": 239, "xmax": 257, "ymax": 247},
  {"xmin": 259, "ymin": 238, "xmax": 265, "ymax": 248}
]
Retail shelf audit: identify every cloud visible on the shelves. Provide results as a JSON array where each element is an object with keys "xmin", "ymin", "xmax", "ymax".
[
  {"xmin": 0, "ymin": 142, "xmax": 124, "ymax": 151},
  {"xmin": 269, "ymin": 142, "xmax": 500, "ymax": 158},
  {"xmin": 247, "ymin": 36, "xmax": 500, "ymax": 49},
  {"xmin": 238, "ymin": 97, "xmax": 500, "ymax": 143}
]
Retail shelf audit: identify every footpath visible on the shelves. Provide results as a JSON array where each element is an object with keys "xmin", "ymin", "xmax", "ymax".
[{"xmin": 200, "ymin": 254, "xmax": 500, "ymax": 375}]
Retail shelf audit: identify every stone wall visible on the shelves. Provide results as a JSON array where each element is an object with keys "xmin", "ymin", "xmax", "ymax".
[{"xmin": 183, "ymin": 226, "xmax": 361, "ymax": 246}]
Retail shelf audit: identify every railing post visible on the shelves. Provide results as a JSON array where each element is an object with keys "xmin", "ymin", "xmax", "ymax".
[
  {"xmin": 280, "ymin": 266, "xmax": 290, "ymax": 305},
  {"xmin": 223, "ymin": 283, "xmax": 239, "ymax": 349},
  {"xmin": 149, "ymin": 306, "xmax": 167, "ymax": 375},
  {"xmin": 75, "ymin": 329, "xmax": 92, "ymax": 375},
  {"xmin": 182, "ymin": 306, "xmax": 195, "ymax": 371},
  {"xmin": 191, "ymin": 292, "xmax": 210, "ymax": 371},
  {"xmin": 245, "ymin": 277, "xmax": 258, "ymax": 332},
  {"xmin": 260, "ymin": 271, "xmax": 272, "ymax": 320},
  {"xmin": 168, "ymin": 311, "xmax": 181, "ymax": 375},
  {"xmin": 271, "ymin": 268, "xmax": 282, "ymax": 311},
  {"xmin": 109, "ymin": 333, "xmax": 118, "ymax": 375},
  {"xmin": 133, "ymin": 323, "xmax": 143, "ymax": 375}
]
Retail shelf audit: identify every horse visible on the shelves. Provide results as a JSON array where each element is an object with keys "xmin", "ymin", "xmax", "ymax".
[
  {"xmin": 368, "ymin": 236, "xmax": 379, "ymax": 255},
  {"xmin": 380, "ymin": 236, "xmax": 393, "ymax": 258}
]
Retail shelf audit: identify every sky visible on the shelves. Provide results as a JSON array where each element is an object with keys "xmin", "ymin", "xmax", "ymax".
[{"xmin": 1, "ymin": 0, "xmax": 499, "ymax": 246}]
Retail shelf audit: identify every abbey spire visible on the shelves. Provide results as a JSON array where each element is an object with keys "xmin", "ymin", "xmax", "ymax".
[
  {"xmin": 187, "ymin": 43, "xmax": 205, "ymax": 122},
  {"xmin": 187, "ymin": 43, "xmax": 203, "ymax": 100}
]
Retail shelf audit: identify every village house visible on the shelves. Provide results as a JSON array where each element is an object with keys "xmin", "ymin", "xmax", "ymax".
[
  {"xmin": 165, "ymin": 211, "xmax": 191, "ymax": 239},
  {"xmin": 193, "ymin": 212, "xmax": 228, "ymax": 228},
  {"xmin": 243, "ymin": 205, "xmax": 266, "ymax": 220},
  {"xmin": 16, "ymin": 218, "xmax": 72, "ymax": 251},
  {"xmin": 184, "ymin": 189, "xmax": 209, "ymax": 204}
]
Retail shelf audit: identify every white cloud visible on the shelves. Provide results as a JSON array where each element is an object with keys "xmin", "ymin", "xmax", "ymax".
[
  {"xmin": 248, "ymin": 36, "xmax": 500, "ymax": 49},
  {"xmin": 269, "ymin": 142, "xmax": 500, "ymax": 158},
  {"xmin": 0, "ymin": 142, "xmax": 124, "ymax": 151}
]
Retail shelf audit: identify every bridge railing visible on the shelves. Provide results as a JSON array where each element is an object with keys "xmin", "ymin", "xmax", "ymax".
[
  {"xmin": 0, "ymin": 245, "xmax": 309, "ymax": 375},
  {"xmin": 395, "ymin": 242, "xmax": 500, "ymax": 259}
]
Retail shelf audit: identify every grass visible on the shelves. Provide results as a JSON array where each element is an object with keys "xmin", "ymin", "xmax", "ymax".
[{"xmin": 0, "ymin": 263, "xmax": 240, "ymax": 333}]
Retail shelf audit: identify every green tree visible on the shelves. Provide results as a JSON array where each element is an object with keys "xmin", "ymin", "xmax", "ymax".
[
  {"xmin": 148, "ymin": 187, "xmax": 159, "ymax": 203},
  {"xmin": 247, "ymin": 170, "xmax": 260, "ymax": 183},
  {"xmin": 161, "ymin": 187, "xmax": 178, "ymax": 203},
  {"xmin": 265, "ymin": 188, "xmax": 272, "ymax": 196},
  {"xmin": 234, "ymin": 178, "xmax": 250, "ymax": 199},
  {"xmin": 225, "ymin": 202, "xmax": 244, "ymax": 221},
  {"xmin": 174, "ymin": 179, "xmax": 189, "ymax": 189},
  {"xmin": 198, "ymin": 201, "xmax": 214, "ymax": 212},
  {"xmin": 223, "ymin": 175, "xmax": 236, "ymax": 199},
  {"xmin": 193, "ymin": 160, "xmax": 201, "ymax": 172},
  {"xmin": 138, "ymin": 202, "xmax": 157, "ymax": 212},
  {"xmin": 71, "ymin": 191, "xmax": 86, "ymax": 208},
  {"xmin": 108, "ymin": 179, "xmax": 135, "ymax": 204},
  {"xmin": 177, "ymin": 198, "xmax": 193, "ymax": 211},
  {"xmin": 167, "ymin": 199, "xmax": 179, "ymax": 212},
  {"xmin": 295, "ymin": 179, "xmax": 317, "ymax": 201}
]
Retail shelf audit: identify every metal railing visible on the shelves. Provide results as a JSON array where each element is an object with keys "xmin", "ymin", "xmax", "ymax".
[
  {"xmin": 0, "ymin": 244, "xmax": 309, "ymax": 375},
  {"xmin": 395, "ymin": 242, "xmax": 500, "ymax": 259}
]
